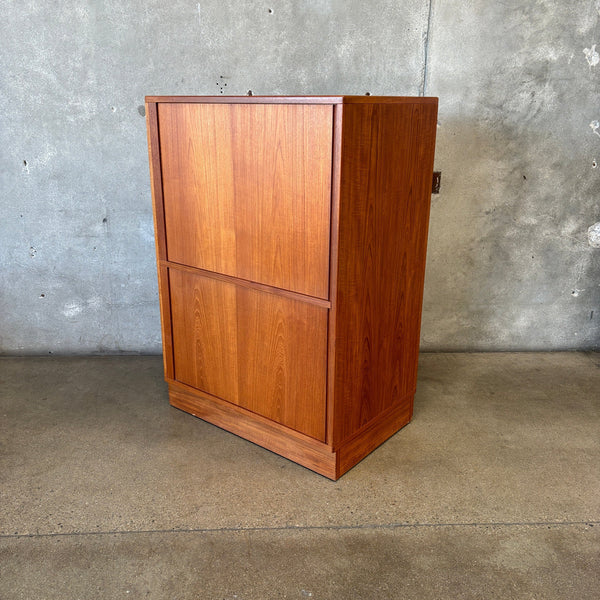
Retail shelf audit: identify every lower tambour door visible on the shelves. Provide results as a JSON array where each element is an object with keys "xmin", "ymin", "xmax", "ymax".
[{"xmin": 168, "ymin": 268, "xmax": 328, "ymax": 442}]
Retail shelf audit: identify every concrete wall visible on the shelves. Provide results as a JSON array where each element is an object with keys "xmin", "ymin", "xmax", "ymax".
[{"xmin": 1, "ymin": 0, "xmax": 598, "ymax": 354}]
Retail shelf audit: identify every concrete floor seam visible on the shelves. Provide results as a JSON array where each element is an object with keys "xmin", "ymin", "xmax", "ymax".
[
  {"xmin": 3, "ymin": 519, "xmax": 598, "ymax": 541},
  {"xmin": 2, "ymin": 354, "xmax": 598, "ymax": 598}
]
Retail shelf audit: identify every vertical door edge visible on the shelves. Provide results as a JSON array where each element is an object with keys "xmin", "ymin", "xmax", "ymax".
[{"xmin": 326, "ymin": 103, "xmax": 344, "ymax": 448}]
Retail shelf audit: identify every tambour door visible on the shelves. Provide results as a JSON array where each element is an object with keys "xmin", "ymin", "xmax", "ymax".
[
  {"xmin": 168, "ymin": 268, "xmax": 328, "ymax": 441},
  {"xmin": 158, "ymin": 103, "xmax": 333, "ymax": 299}
]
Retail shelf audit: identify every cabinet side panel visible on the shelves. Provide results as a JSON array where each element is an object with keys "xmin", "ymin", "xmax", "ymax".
[{"xmin": 333, "ymin": 102, "xmax": 438, "ymax": 445}]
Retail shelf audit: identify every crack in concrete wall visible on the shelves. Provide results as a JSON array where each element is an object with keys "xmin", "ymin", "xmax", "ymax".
[{"xmin": 420, "ymin": 0, "xmax": 434, "ymax": 97}]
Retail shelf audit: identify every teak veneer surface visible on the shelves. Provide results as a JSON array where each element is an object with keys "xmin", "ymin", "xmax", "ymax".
[
  {"xmin": 146, "ymin": 95, "xmax": 438, "ymax": 479},
  {"xmin": 158, "ymin": 103, "xmax": 332, "ymax": 299},
  {"xmin": 332, "ymin": 101, "xmax": 437, "ymax": 444},
  {"xmin": 169, "ymin": 268, "xmax": 328, "ymax": 441}
]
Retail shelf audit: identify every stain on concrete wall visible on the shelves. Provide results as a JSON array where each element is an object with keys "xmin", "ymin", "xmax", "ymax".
[
  {"xmin": 589, "ymin": 223, "xmax": 600, "ymax": 248},
  {"xmin": 0, "ymin": 0, "xmax": 598, "ymax": 353},
  {"xmin": 583, "ymin": 44, "xmax": 599, "ymax": 66}
]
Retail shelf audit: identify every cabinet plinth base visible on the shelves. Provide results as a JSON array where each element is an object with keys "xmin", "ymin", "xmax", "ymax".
[{"xmin": 168, "ymin": 381, "xmax": 413, "ymax": 480}]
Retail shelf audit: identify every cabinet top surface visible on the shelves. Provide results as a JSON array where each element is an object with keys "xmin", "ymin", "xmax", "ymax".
[{"xmin": 145, "ymin": 95, "xmax": 438, "ymax": 105}]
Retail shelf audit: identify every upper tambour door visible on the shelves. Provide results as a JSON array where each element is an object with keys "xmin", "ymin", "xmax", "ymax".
[{"xmin": 158, "ymin": 103, "xmax": 333, "ymax": 299}]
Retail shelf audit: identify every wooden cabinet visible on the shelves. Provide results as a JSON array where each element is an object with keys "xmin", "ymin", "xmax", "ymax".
[{"xmin": 146, "ymin": 95, "xmax": 437, "ymax": 479}]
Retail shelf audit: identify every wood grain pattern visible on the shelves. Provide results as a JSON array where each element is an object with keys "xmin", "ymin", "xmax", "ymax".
[
  {"xmin": 168, "ymin": 267, "xmax": 328, "ymax": 441},
  {"xmin": 158, "ymin": 103, "xmax": 332, "ymax": 298},
  {"xmin": 335, "ymin": 395, "xmax": 413, "ymax": 478},
  {"xmin": 145, "ymin": 101, "xmax": 174, "ymax": 378},
  {"xmin": 147, "ymin": 96, "xmax": 438, "ymax": 478},
  {"xmin": 162, "ymin": 260, "xmax": 331, "ymax": 309},
  {"xmin": 170, "ymin": 268, "xmax": 239, "ymax": 403},
  {"xmin": 332, "ymin": 101, "xmax": 438, "ymax": 446},
  {"xmin": 169, "ymin": 382, "xmax": 337, "ymax": 479},
  {"xmin": 325, "ymin": 104, "xmax": 344, "ymax": 446},
  {"xmin": 168, "ymin": 381, "xmax": 412, "ymax": 481},
  {"xmin": 235, "ymin": 284, "xmax": 328, "ymax": 441}
]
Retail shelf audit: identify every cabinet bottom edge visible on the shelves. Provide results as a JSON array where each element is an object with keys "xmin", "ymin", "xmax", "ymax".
[{"xmin": 168, "ymin": 381, "xmax": 412, "ymax": 480}]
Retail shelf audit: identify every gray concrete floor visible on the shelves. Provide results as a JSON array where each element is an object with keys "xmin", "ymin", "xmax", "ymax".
[{"xmin": 1, "ymin": 353, "xmax": 599, "ymax": 599}]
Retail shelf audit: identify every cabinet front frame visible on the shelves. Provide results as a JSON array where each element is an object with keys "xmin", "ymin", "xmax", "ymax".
[{"xmin": 146, "ymin": 99, "xmax": 340, "ymax": 444}]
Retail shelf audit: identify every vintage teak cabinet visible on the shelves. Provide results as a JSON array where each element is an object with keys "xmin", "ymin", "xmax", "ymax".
[{"xmin": 146, "ymin": 95, "xmax": 437, "ymax": 479}]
